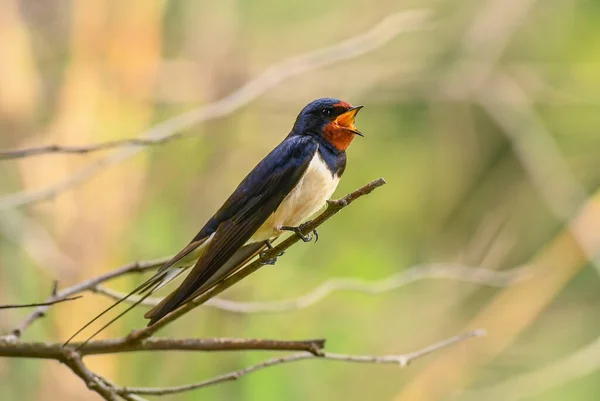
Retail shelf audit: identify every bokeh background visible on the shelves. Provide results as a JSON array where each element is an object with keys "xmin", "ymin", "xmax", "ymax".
[{"xmin": 2, "ymin": 0, "xmax": 600, "ymax": 400}]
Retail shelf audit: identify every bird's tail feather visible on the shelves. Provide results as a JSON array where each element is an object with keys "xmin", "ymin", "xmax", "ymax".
[
  {"xmin": 73, "ymin": 290, "xmax": 155, "ymax": 351},
  {"xmin": 144, "ymin": 241, "xmax": 267, "ymax": 326},
  {"xmin": 63, "ymin": 267, "xmax": 184, "ymax": 348}
]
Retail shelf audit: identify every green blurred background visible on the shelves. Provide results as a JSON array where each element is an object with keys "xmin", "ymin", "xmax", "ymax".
[{"xmin": 2, "ymin": 0, "xmax": 600, "ymax": 400}]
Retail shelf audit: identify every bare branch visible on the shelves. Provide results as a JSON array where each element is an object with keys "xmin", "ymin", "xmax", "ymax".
[
  {"xmin": 5, "ymin": 257, "xmax": 168, "ymax": 339},
  {"xmin": 0, "ymin": 337, "xmax": 325, "ymax": 359},
  {"xmin": 127, "ymin": 178, "xmax": 387, "ymax": 341},
  {"xmin": 0, "ymin": 10, "xmax": 430, "ymax": 210},
  {"xmin": 117, "ymin": 330, "xmax": 485, "ymax": 396},
  {"xmin": 92, "ymin": 264, "xmax": 530, "ymax": 313},
  {"xmin": 0, "ymin": 296, "xmax": 82, "ymax": 310}
]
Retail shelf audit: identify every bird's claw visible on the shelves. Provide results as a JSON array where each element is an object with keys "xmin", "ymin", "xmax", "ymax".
[
  {"xmin": 298, "ymin": 221, "xmax": 319, "ymax": 244},
  {"xmin": 258, "ymin": 251, "xmax": 285, "ymax": 265},
  {"xmin": 280, "ymin": 224, "xmax": 318, "ymax": 243},
  {"xmin": 298, "ymin": 222, "xmax": 318, "ymax": 243},
  {"xmin": 259, "ymin": 254, "xmax": 278, "ymax": 265},
  {"xmin": 260, "ymin": 240, "xmax": 285, "ymax": 265}
]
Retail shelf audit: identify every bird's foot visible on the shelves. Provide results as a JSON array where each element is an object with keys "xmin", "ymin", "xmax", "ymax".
[
  {"xmin": 280, "ymin": 224, "xmax": 318, "ymax": 243},
  {"xmin": 259, "ymin": 240, "xmax": 285, "ymax": 265},
  {"xmin": 259, "ymin": 254, "xmax": 277, "ymax": 265}
]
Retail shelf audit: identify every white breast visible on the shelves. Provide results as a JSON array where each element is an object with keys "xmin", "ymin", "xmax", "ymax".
[{"xmin": 251, "ymin": 151, "xmax": 340, "ymax": 242}]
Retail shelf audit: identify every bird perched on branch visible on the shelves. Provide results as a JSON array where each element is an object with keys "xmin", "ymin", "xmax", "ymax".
[{"xmin": 65, "ymin": 98, "xmax": 363, "ymax": 346}]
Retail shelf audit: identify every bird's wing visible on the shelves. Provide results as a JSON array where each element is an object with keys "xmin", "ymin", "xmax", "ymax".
[
  {"xmin": 187, "ymin": 241, "xmax": 269, "ymax": 294},
  {"xmin": 144, "ymin": 241, "xmax": 266, "ymax": 321},
  {"xmin": 144, "ymin": 135, "xmax": 318, "ymax": 324}
]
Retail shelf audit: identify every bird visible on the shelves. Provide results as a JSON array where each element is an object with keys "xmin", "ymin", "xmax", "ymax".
[{"xmin": 65, "ymin": 98, "xmax": 363, "ymax": 347}]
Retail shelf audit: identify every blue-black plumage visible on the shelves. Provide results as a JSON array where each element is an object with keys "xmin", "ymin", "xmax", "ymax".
[{"xmin": 65, "ymin": 98, "xmax": 364, "ymax": 345}]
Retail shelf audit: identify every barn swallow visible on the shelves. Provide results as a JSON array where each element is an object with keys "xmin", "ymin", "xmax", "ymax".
[{"xmin": 65, "ymin": 98, "xmax": 363, "ymax": 346}]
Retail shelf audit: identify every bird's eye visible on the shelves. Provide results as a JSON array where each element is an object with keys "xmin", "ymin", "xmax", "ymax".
[{"xmin": 321, "ymin": 108, "xmax": 333, "ymax": 117}]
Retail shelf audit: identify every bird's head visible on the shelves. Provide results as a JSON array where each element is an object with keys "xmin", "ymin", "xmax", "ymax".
[{"xmin": 291, "ymin": 98, "xmax": 363, "ymax": 152}]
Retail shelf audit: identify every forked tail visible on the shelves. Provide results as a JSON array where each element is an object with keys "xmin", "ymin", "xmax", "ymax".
[{"xmin": 63, "ymin": 268, "xmax": 183, "ymax": 350}]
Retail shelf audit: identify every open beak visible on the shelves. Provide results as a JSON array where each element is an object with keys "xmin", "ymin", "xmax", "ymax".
[{"xmin": 334, "ymin": 105, "xmax": 364, "ymax": 137}]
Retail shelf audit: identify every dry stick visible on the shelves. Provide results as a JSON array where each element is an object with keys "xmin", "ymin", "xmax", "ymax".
[
  {"xmin": 117, "ymin": 330, "xmax": 486, "ymax": 397},
  {"xmin": 0, "ymin": 337, "xmax": 325, "ymax": 359},
  {"xmin": 6, "ymin": 257, "xmax": 169, "ymax": 339},
  {"xmin": 0, "ymin": 296, "xmax": 82, "ymax": 309},
  {"xmin": 93, "ymin": 264, "xmax": 531, "ymax": 313},
  {"xmin": 128, "ymin": 178, "xmax": 387, "ymax": 342},
  {"xmin": 0, "ymin": 10, "xmax": 429, "ymax": 211}
]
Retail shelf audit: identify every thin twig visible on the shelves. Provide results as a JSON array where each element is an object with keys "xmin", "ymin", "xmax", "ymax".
[
  {"xmin": 0, "ymin": 10, "xmax": 430, "ymax": 210},
  {"xmin": 0, "ymin": 337, "xmax": 325, "ymax": 358},
  {"xmin": 127, "ymin": 178, "xmax": 387, "ymax": 341},
  {"xmin": 5, "ymin": 257, "xmax": 168, "ymax": 339},
  {"xmin": 93, "ymin": 264, "xmax": 530, "ymax": 312},
  {"xmin": 117, "ymin": 330, "xmax": 485, "ymax": 396},
  {"xmin": 0, "ymin": 296, "xmax": 82, "ymax": 309}
]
